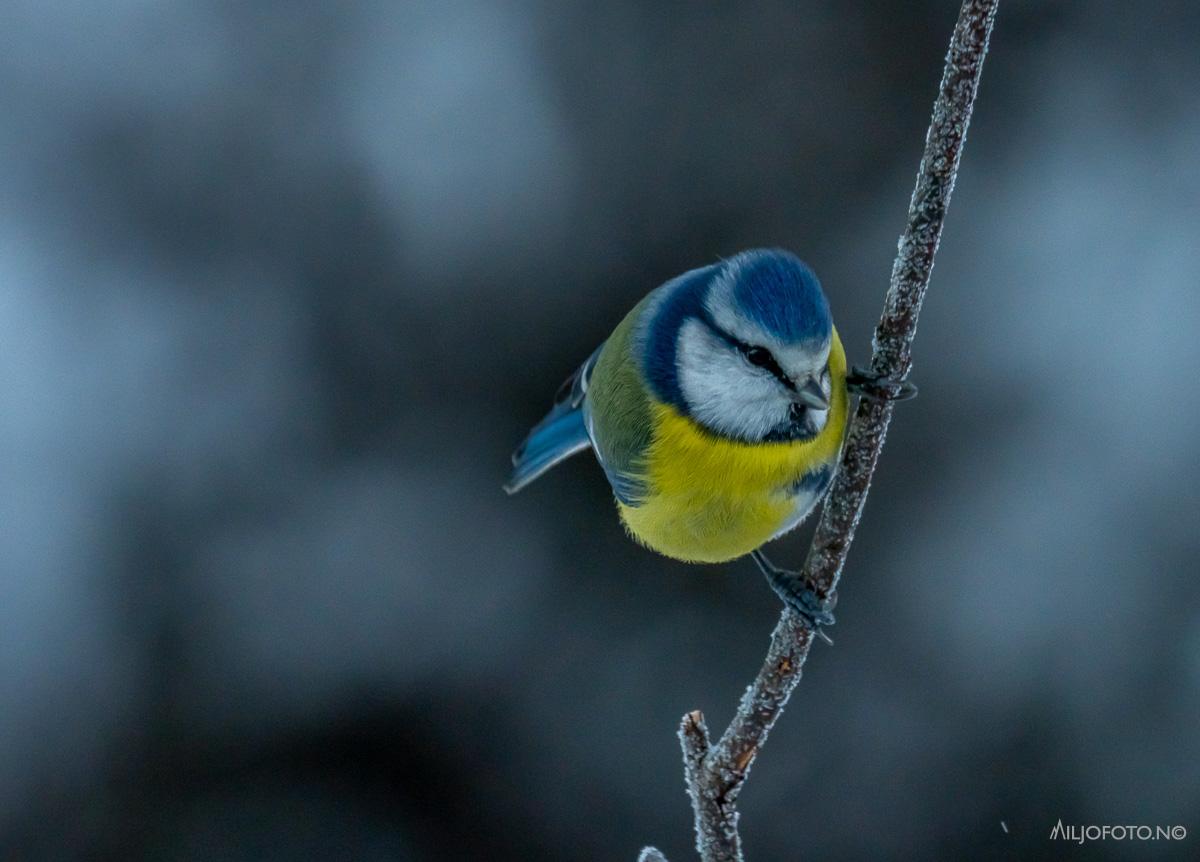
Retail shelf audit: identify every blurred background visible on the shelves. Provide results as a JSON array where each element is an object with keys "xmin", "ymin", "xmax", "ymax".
[{"xmin": 2, "ymin": 1, "xmax": 1198, "ymax": 859}]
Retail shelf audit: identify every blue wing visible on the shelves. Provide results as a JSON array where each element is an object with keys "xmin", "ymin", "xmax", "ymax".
[{"xmin": 504, "ymin": 346, "xmax": 602, "ymax": 495}]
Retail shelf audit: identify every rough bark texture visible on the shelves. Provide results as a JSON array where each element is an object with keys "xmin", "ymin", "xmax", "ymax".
[{"xmin": 639, "ymin": 2, "xmax": 999, "ymax": 859}]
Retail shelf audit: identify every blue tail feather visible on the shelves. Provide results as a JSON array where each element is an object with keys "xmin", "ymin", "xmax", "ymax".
[{"xmin": 504, "ymin": 407, "xmax": 591, "ymax": 494}]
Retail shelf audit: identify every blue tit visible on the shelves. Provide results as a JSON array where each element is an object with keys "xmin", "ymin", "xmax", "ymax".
[{"xmin": 505, "ymin": 249, "xmax": 904, "ymax": 625}]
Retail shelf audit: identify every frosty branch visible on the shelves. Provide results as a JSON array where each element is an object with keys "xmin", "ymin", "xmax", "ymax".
[{"xmin": 640, "ymin": 2, "xmax": 999, "ymax": 860}]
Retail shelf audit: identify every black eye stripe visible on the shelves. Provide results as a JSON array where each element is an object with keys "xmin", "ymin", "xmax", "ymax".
[
  {"xmin": 737, "ymin": 342, "xmax": 794, "ymax": 389},
  {"xmin": 693, "ymin": 312, "xmax": 799, "ymax": 390}
]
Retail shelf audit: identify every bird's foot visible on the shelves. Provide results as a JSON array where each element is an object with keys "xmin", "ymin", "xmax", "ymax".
[
  {"xmin": 846, "ymin": 366, "xmax": 918, "ymax": 402},
  {"xmin": 750, "ymin": 550, "xmax": 837, "ymax": 644}
]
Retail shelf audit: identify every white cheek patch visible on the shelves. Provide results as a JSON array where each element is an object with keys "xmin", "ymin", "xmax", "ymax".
[{"xmin": 675, "ymin": 320, "xmax": 790, "ymax": 440}]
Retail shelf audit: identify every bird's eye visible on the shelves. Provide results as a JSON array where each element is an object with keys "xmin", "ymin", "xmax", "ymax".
[
  {"xmin": 744, "ymin": 346, "xmax": 773, "ymax": 368},
  {"xmin": 736, "ymin": 342, "xmax": 790, "ymax": 385}
]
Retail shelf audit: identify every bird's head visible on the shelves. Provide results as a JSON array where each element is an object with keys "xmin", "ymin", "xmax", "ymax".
[{"xmin": 641, "ymin": 249, "xmax": 835, "ymax": 443}]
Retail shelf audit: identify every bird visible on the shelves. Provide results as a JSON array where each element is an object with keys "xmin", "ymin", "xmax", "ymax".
[{"xmin": 505, "ymin": 249, "xmax": 912, "ymax": 630}]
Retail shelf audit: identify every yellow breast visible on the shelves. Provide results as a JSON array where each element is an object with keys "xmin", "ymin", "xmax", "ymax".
[{"xmin": 618, "ymin": 332, "xmax": 848, "ymax": 563}]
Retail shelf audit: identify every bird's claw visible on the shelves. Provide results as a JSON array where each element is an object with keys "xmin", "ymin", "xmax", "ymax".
[
  {"xmin": 846, "ymin": 366, "xmax": 918, "ymax": 402},
  {"xmin": 785, "ymin": 585, "xmax": 837, "ymax": 630},
  {"xmin": 750, "ymin": 550, "xmax": 837, "ymax": 644}
]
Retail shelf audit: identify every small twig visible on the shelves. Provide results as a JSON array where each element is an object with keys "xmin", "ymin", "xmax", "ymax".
[
  {"xmin": 646, "ymin": 2, "xmax": 999, "ymax": 860},
  {"xmin": 678, "ymin": 711, "xmax": 741, "ymax": 862}
]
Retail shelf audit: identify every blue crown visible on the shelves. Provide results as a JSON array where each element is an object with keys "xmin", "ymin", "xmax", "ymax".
[{"xmin": 728, "ymin": 249, "xmax": 830, "ymax": 344}]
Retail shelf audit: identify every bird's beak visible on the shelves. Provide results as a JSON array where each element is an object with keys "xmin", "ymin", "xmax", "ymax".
[{"xmin": 794, "ymin": 375, "xmax": 830, "ymax": 411}]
